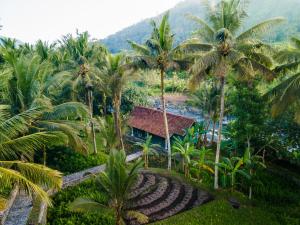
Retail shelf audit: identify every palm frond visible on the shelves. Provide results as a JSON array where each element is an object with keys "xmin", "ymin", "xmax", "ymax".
[
  {"xmin": 186, "ymin": 14, "xmax": 215, "ymax": 41},
  {"xmin": 127, "ymin": 41, "xmax": 151, "ymax": 56},
  {"xmin": 69, "ymin": 197, "xmax": 107, "ymax": 213},
  {"xmin": 42, "ymin": 102, "xmax": 89, "ymax": 120},
  {"xmin": 126, "ymin": 210, "xmax": 149, "ymax": 224},
  {"xmin": 237, "ymin": 17, "xmax": 285, "ymax": 41},
  {"xmin": 37, "ymin": 121, "xmax": 87, "ymax": 153},
  {"xmin": 0, "ymin": 131, "xmax": 66, "ymax": 160}
]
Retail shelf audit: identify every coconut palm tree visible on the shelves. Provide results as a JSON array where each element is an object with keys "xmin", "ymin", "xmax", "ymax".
[
  {"xmin": 267, "ymin": 36, "xmax": 300, "ymax": 122},
  {"xmin": 58, "ymin": 31, "xmax": 107, "ymax": 154},
  {"xmin": 0, "ymin": 52, "xmax": 89, "ymax": 154},
  {"xmin": 128, "ymin": 12, "xmax": 186, "ymax": 170},
  {"xmin": 186, "ymin": 0, "xmax": 284, "ymax": 189},
  {"xmin": 97, "ymin": 53, "xmax": 134, "ymax": 150},
  {"xmin": 69, "ymin": 149, "xmax": 147, "ymax": 225},
  {"xmin": 0, "ymin": 106, "xmax": 63, "ymax": 205},
  {"xmin": 135, "ymin": 135, "xmax": 159, "ymax": 169}
]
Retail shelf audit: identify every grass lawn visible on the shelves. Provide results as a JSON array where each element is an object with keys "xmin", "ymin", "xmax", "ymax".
[{"xmin": 152, "ymin": 199, "xmax": 278, "ymax": 225}]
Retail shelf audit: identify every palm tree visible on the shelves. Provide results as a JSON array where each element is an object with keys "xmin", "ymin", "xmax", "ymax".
[
  {"xmin": 267, "ymin": 36, "xmax": 300, "ymax": 122},
  {"xmin": 96, "ymin": 116, "xmax": 126, "ymax": 153},
  {"xmin": 172, "ymin": 137, "xmax": 198, "ymax": 177},
  {"xmin": 186, "ymin": 0, "xmax": 284, "ymax": 189},
  {"xmin": 69, "ymin": 149, "xmax": 147, "ymax": 225},
  {"xmin": 128, "ymin": 12, "xmax": 185, "ymax": 170},
  {"xmin": 0, "ymin": 53, "xmax": 89, "ymax": 154},
  {"xmin": 98, "ymin": 53, "xmax": 134, "ymax": 150},
  {"xmin": 135, "ymin": 135, "xmax": 159, "ymax": 169},
  {"xmin": 0, "ymin": 106, "xmax": 63, "ymax": 205},
  {"xmin": 58, "ymin": 32, "xmax": 107, "ymax": 154},
  {"xmin": 188, "ymin": 81, "xmax": 220, "ymax": 145}
]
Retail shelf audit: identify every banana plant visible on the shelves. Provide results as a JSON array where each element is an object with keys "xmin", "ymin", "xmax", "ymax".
[
  {"xmin": 243, "ymin": 147, "xmax": 266, "ymax": 199},
  {"xmin": 217, "ymin": 154, "xmax": 250, "ymax": 191},
  {"xmin": 172, "ymin": 137, "xmax": 198, "ymax": 177},
  {"xmin": 191, "ymin": 147, "xmax": 214, "ymax": 182},
  {"xmin": 135, "ymin": 135, "xmax": 159, "ymax": 169}
]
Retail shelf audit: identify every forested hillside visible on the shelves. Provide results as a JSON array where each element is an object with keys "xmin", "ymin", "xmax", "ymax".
[{"xmin": 102, "ymin": 0, "xmax": 300, "ymax": 52}]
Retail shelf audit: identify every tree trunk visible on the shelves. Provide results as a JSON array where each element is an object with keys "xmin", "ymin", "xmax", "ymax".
[
  {"xmin": 211, "ymin": 120, "xmax": 216, "ymax": 145},
  {"xmin": 203, "ymin": 119, "xmax": 211, "ymax": 146},
  {"xmin": 88, "ymin": 90, "xmax": 97, "ymax": 154},
  {"xmin": 160, "ymin": 69, "xmax": 171, "ymax": 170},
  {"xmin": 214, "ymin": 77, "xmax": 225, "ymax": 190},
  {"xmin": 113, "ymin": 95, "xmax": 124, "ymax": 150},
  {"xmin": 249, "ymin": 168, "xmax": 253, "ymax": 199},
  {"xmin": 115, "ymin": 208, "xmax": 122, "ymax": 225},
  {"xmin": 102, "ymin": 92, "xmax": 107, "ymax": 116},
  {"xmin": 43, "ymin": 145, "xmax": 46, "ymax": 166}
]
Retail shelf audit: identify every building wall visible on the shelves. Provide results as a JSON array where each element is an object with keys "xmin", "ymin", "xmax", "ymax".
[{"xmin": 131, "ymin": 127, "xmax": 183, "ymax": 151}]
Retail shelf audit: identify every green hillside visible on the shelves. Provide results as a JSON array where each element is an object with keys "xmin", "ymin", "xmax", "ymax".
[{"xmin": 101, "ymin": 0, "xmax": 300, "ymax": 53}]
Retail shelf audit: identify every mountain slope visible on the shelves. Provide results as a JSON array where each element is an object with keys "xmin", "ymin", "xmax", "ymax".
[{"xmin": 101, "ymin": 0, "xmax": 300, "ymax": 53}]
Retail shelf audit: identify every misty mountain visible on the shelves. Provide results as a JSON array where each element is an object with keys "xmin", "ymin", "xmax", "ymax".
[{"xmin": 101, "ymin": 0, "xmax": 300, "ymax": 53}]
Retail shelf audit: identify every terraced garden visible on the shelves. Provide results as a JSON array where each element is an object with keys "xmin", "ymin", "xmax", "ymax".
[{"xmin": 126, "ymin": 171, "xmax": 213, "ymax": 224}]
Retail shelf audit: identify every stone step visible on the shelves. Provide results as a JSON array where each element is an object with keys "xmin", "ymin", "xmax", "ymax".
[
  {"xmin": 128, "ymin": 175, "xmax": 169, "ymax": 209},
  {"xmin": 128, "ymin": 174, "xmax": 156, "ymax": 199},
  {"xmin": 131, "ymin": 173, "xmax": 145, "ymax": 190},
  {"xmin": 193, "ymin": 189, "xmax": 214, "ymax": 207},
  {"xmin": 137, "ymin": 180, "xmax": 181, "ymax": 216},
  {"xmin": 150, "ymin": 184, "xmax": 194, "ymax": 221}
]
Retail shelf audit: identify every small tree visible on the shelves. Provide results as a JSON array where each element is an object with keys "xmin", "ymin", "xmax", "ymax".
[
  {"xmin": 135, "ymin": 135, "xmax": 159, "ymax": 169},
  {"xmin": 191, "ymin": 147, "xmax": 214, "ymax": 182},
  {"xmin": 172, "ymin": 137, "xmax": 198, "ymax": 177},
  {"xmin": 69, "ymin": 149, "xmax": 147, "ymax": 225}
]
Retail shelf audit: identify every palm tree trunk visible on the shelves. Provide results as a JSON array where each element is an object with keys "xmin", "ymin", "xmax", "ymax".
[
  {"xmin": 211, "ymin": 120, "xmax": 216, "ymax": 145},
  {"xmin": 113, "ymin": 95, "xmax": 124, "ymax": 150},
  {"xmin": 102, "ymin": 92, "xmax": 107, "ymax": 116},
  {"xmin": 88, "ymin": 90, "xmax": 97, "ymax": 154},
  {"xmin": 43, "ymin": 145, "xmax": 46, "ymax": 166},
  {"xmin": 160, "ymin": 69, "xmax": 171, "ymax": 170},
  {"xmin": 214, "ymin": 77, "xmax": 225, "ymax": 190}
]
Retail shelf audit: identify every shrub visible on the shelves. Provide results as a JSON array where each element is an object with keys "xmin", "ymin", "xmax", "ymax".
[
  {"xmin": 47, "ymin": 179, "xmax": 115, "ymax": 225},
  {"xmin": 36, "ymin": 147, "xmax": 108, "ymax": 174}
]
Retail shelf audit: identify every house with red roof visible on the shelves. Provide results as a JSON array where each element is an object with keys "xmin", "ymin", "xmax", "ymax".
[{"xmin": 128, "ymin": 106, "xmax": 196, "ymax": 149}]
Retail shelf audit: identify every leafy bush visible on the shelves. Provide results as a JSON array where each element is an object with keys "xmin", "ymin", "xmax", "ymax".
[
  {"xmin": 36, "ymin": 147, "xmax": 108, "ymax": 174},
  {"xmin": 121, "ymin": 85, "xmax": 149, "ymax": 113},
  {"xmin": 47, "ymin": 179, "xmax": 115, "ymax": 225}
]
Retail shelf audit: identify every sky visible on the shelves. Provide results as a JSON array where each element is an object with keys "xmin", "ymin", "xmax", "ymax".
[{"xmin": 0, "ymin": 0, "xmax": 184, "ymax": 43}]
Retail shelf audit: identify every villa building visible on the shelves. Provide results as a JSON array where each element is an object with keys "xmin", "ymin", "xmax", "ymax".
[{"xmin": 128, "ymin": 106, "xmax": 196, "ymax": 149}]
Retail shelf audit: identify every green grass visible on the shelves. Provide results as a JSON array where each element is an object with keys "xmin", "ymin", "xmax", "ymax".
[{"xmin": 152, "ymin": 199, "xmax": 279, "ymax": 225}]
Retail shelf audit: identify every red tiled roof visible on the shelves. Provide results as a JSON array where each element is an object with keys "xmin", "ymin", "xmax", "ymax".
[{"xmin": 128, "ymin": 106, "xmax": 196, "ymax": 138}]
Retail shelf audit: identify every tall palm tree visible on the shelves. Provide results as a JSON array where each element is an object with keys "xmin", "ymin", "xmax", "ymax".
[
  {"xmin": 128, "ymin": 12, "xmax": 184, "ymax": 170},
  {"xmin": 0, "ymin": 106, "xmax": 63, "ymax": 205},
  {"xmin": 58, "ymin": 32, "xmax": 107, "ymax": 154},
  {"xmin": 69, "ymin": 149, "xmax": 147, "ymax": 225},
  {"xmin": 98, "ymin": 53, "xmax": 134, "ymax": 150},
  {"xmin": 267, "ymin": 36, "xmax": 300, "ymax": 122},
  {"xmin": 186, "ymin": 0, "xmax": 283, "ymax": 189}
]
